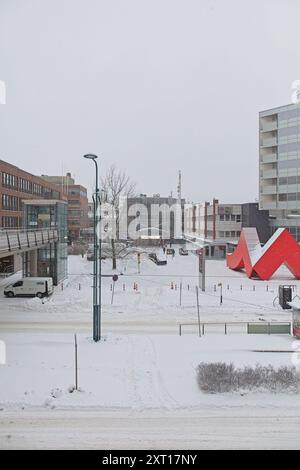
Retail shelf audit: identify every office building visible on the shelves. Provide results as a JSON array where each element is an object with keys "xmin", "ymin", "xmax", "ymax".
[
  {"xmin": 0, "ymin": 160, "xmax": 65, "ymax": 229},
  {"xmin": 0, "ymin": 160, "xmax": 66, "ymax": 274},
  {"xmin": 126, "ymin": 194, "xmax": 185, "ymax": 244},
  {"xmin": 185, "ymin": 199, "xmax": 269, "ymax": 258},
  {"xmin": 259, "ymin": 103, "xmax": 300, "ymax": 241},
  {"xmin": 41, "ymin": 173, "xmax": 89, "ymax": 242},
  {"xmin": 22, "ymin": 199, "xmax": 68, "ymax": 285}
]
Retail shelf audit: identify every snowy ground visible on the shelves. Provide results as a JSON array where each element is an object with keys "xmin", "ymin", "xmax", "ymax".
[
  {"xmin": 1, "ymin": 248, "xmax": 300, "ymax": 449},
  {"xmin": 0, "ymin": 248, "xmax": 296, "ymax": 331}
]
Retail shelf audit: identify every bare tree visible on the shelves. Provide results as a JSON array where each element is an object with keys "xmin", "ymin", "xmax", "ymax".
[{"xmin": 101, "ymin": 165, "xmax": 135, "ymax": 269}]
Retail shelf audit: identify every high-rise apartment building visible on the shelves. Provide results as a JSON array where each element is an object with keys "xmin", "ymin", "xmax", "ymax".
[{"xmin": 259, "ymin": 103, "xmax": 300, "ymax": 241}]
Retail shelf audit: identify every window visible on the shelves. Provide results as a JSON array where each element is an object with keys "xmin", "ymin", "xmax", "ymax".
[
  {"xmin": 230, "ymin": 214, "xmax": 235, "ymax": 221},
  {"xmin": 279, "ymin": 177, "xmax": 288, "ymax": 185},
  {"xmin": 225, "ymin": 215, "xmax": 230, "ymax": 221},
  {"xmin": 289, "ymin": 176, "xmax": 298, "ymax": 185},
  {"xmin": 1, "ymin": 194, "xmax": 20, "ymax": 211},
  {"xmin": 220, "ymin": 215, "xmax": 224, "ymax": 221},
  {"xmin": 13, "ymin": 281, "xmax": 23, "ymax": 287},
  {"xmin": 236, "ymin": 215, "xmax": 241, "ymax": 223}
]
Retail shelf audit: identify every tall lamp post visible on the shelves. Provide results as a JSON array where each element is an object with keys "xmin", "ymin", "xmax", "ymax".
[{"xmin": 83, "ymin": 154, "xmax": 101, "ymax": 342}]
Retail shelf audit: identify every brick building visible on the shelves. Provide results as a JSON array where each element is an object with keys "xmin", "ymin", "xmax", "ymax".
[
  {"xmin": 0, "ymin": 159, "xmax": 65, "ymax": 229},
  {"xmin": 0, "ymin": 159, "xmax": 66, "ymax": 274},
  {"xmin": 40, "ymin": 173, "xmax": 89, "ymax": 242}
]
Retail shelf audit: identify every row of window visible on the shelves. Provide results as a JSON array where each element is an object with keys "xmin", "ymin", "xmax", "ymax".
[
  {"xmin": 1, "ymin": 171, "xmax": 60, "ymax": 197},
  {"xmin": 278, "ymin": 193, "xmax": 300, "ymax": 201},
  {"xmin": 69, "ymin": 188, "xmax": 87, "ymax": 197},
  {"xmin": 1, "ymin": 216, "xmax": 20, "ymax": 228},
  {"xmin": 219, "ymin": 214, "xmax": 241, "ymax": 222},
  {"xmin": 279, "ymin": 175, "xmax": 300, "ymax": 185},
  {"xmin": 219, "ymin": 230, "xmax": 241, "ymax": 239},
  {"xmin": 2, "ymin": 194, "xmax": 20, "ymax": 211},
  {"xmin": 68, "ymin": 210, "xmax": 82, "ymax": 217}
]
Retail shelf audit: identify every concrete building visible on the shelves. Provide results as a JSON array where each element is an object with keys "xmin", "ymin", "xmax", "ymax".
[
  {"xmin": 259, "ymin": 103, "xmax": 300, "ymax": 241},
  {"xmin": 185, "ymin": 199, "xmax": 241, "ymax": 239},
  {"xmin": 126, "ymin": 194, "xmax": 185, "ymax": 244},
  {"xmin": 241, "ymin": 202, "xmax": 270, "ymax": 244},
  {"xmin": 185, "ymin": 199, "xmax": 269, "ymax": 258},
  {"xmin": 41, "ymin": 173, "xmax": 89, "ymax": 242}
]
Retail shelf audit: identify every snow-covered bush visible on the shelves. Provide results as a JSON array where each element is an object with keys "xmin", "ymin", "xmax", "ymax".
[{"xmin": 197, "ymin": 362, "xmax": 300, "ymax": 394}]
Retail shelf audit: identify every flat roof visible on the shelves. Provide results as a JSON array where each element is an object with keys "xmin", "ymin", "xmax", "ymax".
[{"xmin": 259, "ymin": 102, "xmax": 300, "ymax": 116}]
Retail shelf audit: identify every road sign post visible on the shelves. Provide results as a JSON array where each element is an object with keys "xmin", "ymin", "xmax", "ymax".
[{"xmin": 198, "ymin": 248, "xmax": 206, "ymax": 292}]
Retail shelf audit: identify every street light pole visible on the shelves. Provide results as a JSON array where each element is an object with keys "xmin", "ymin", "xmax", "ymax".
[{"xmin": 83, "ymin": 154, "xmax": 101, "ymax": 342}]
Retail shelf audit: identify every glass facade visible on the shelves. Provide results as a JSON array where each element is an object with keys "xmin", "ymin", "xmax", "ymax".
[
  {"xmin": 23, "ymin": 201, "xmax": 67, "ymax": 285},
  {"xmin": 260, "ymin": 103, "xmax": 300, "ymax": 241}
]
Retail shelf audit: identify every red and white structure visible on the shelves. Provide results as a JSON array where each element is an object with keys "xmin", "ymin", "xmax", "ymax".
[{"xmin": 226, "ymin": 227, "xmax": 300, "ymax": 280}]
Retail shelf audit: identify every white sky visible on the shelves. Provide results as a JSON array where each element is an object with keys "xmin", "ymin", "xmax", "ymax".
[{"xmin": 0, "ymin": 0, "xmax": 299, "ymax": 202}]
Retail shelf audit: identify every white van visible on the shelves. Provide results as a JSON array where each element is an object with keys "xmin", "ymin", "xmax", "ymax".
[{"xmin": 4, "ymin": 277, "xmax": 54, "ymax": 298}]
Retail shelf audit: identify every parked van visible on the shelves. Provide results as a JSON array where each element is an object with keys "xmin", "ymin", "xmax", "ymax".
[{"xmin": 4, "ymin": 277, "xmax": 54, "ymax": 298}]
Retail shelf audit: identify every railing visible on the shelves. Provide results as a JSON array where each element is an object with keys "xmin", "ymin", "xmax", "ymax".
[
  {"xmin": 178, "ymin": 321, "xmax": 291, "ymax": 336},
  {"xmin": 0, "ymin": 229, "xmax": 58, "ymax": 256}
]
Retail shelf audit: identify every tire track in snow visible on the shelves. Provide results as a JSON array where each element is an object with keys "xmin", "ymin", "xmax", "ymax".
[{"xmin": 127, "ymin": 335, "xmax": 178, "ymax": 411}]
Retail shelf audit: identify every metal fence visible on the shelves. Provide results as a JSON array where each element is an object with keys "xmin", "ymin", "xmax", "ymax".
[{"xmin": 178, "ymin": 321, "xmax": 291, "ymax": 336}]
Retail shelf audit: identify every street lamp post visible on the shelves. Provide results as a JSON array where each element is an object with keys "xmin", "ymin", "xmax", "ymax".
[{"xmin": 83, "ymin": 154, "xmax": 101, "ymax": 342}]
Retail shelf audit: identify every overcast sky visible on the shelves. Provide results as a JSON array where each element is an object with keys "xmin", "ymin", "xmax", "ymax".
[{"xmin": 0, "ymin": 0, "xmax": 299, "ymax": 202}]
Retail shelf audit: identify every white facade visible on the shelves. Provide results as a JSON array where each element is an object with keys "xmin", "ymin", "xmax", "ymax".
[{"xmin": 185, "ymin": 199, "xmax": 242, "ymax": 242}]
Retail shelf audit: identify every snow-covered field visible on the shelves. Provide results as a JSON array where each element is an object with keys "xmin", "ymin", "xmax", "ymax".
[
  {"xmin": 1, "ymin": 249, "xmax": 300, "ymax": 449},
  {"xmin": 0, "ymin": 248, "xmax": 296, "ymax": 329}
]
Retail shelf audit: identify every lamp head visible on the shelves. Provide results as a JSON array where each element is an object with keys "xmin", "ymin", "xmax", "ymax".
[{"xmin": 83, "ymin": 154, "xmax": 98, "ymax": 160}]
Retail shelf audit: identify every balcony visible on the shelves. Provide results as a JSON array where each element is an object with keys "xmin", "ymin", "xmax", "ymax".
[
  {"xmin": 260, "ymin": 153, "xmax": 277, "ymax": 164},
  {"xmin": 260, "ymin": 122, "xmax": 278, "ymax": 132},
  {"xmin": 261, "ymin": 185, "xmax": 277, "ymax": 195},
  {"xmin": 261, "ymin": 169, "xmax": 277, "ymax": 179},
  {"xmin": 260, "ymin": 201, "xmax": 277, "ymax": 210},
  {"xmin": 260, "ymin": 138, "xmax": 277, "ymax": 148}
]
